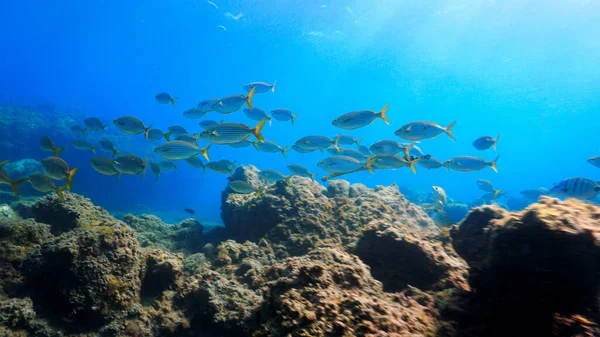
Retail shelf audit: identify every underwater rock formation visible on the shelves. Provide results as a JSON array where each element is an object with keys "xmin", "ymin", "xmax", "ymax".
[{"xmin": 3, "ymin": 158, "xmax": 42, "ymax": 179}]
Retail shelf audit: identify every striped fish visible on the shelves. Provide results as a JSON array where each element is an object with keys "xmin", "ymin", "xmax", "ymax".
[
  {"xmin": 41, "ymin": 157, "xmax": 78, "ymax": 190},
  {"xmin": 185, "ymin": 157, "xmax": 207, "ymax": 173},
  {"xmin": 29, "ymin": 173, "xmax": 65, "ymax": 200},
  {"xmin": 213, "ymin": 87, "xmax": 256, "ymax": 113},
  {"xmin": 113, "ymin": 154, "xmax": 149, "ymax": 177},
  {"xmin": 206, "ymin": 160, "xmax": 236, "ymax": 176},
  {"xmin": 84, "ymin": 117, "xmax": 107, "ymax": 131},
  {"xmin": 229, "ymin": 180, "xmax": 262, "ymax": 196},
  {"xmin": 287, "ymin": 164, "xmax": 317, "ymax": 181},
  {"xmin": 327, "ymin": 148, "xmax": 367, "ymax": 161},
  {"xmin": 551, "ymin": 177, "xmax": 600, "ymax": 199},
  {"xmin": 334, "ymin": 134, "xmax": 362, "ymax": 148},
  {"xmin": 0, "ymin": 160, "xmax": 28, "ymax": 197},
  {"xmin": 183, "ymin": 108, "xmax": 206, "ymax": 119},
  {"xmin": 167, "ymin": 125, "xmax": 187, "ymax": 138},
  {"xmin": 295, "ymin": 135, "xmax": 337, "ymax": 152},
  {"xmin": 244, "ymin": 108, "xmax": 273, "ymax": 125},
  {"xmin": 99, "ymin": 140, "xmax": 119, "ymax": 158},
  {"xmin": 243, "ymin": 80, "xmax": 277, "ymax": 93},
  {"xmin": 175, "ymin": 133, "xmax": 198, "ymax": 144},
  {"xmin": 444, "ymin": 156, "xmax": 498, "ymax": 173},
  {"xmin": 154, "ymin": 141, "xmax": 211, "ymax": 161},
  {"xmin": 271, "ymin": 108, "xmax": 298, "ymax": 124},
  {"xmin": 258, "ymin": 169, "xmax": 289, "ymax": 183},
  {"xmin": 318, "ymin": 155, "xmax": 375, "ymax": 174},
  {"xmin": 146, "ymin": 129, "xmax": 172, "ymax": 142},
  {"xmin": 371, "ymin": 155, "xmax": 419, "ymax": 174},
  {"xmin": 40, "ymin": 136, "xmax": 64, "ymax": 157},
  {"xmin": 197, "ymin": 98, "xmax": 220, "ymax": 112},
  {"xmin": 417, "ymin": 156, "xmax": 443, "ymax": 170},
  {"xmin": 254, "ymin": 140, "xmax": 289, "ymax": 158},
  {"xmin": 89, "ymin": 157, "xmax": 120, "ymax": 177},
  {"xmin": 199, "ymin": 119, "xmax": 266, "ymax": 145},
  {"xmin": 395, "ymin": 120, "xmax": 456, "ymax": 141},
  {"xmin": 113, "ymin": 116, "xmax": 151, "ymax": 138},
  {"xmin": 332, "ymin": 103, "xmax": 390, "ymax": 130},
  {"xmin": 473, "ymin": 135, "xmax": 499, "ymax": 151},
  {"xmin": 72, "ymin": 139, "xmax": 96, "ymax": 154}
]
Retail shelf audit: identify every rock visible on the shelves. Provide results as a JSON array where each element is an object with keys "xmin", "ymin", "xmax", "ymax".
[
  {"xmin": 0, "ymin": 298, "xmax": 36, "ymax": 329},
  {"xmin": 3, "ymin": 159, "xmax": 41, "ymax": 179},
  {"xmin": 229, "ymin": 164, "xmax": 269, "ymax": 191},
  {"xmin": 183, "ymin": 253, "xmax": 208, "ymax": 274},
  {"xmin": 349, "ymin": 183, "xmax": 370, "ymax": 197},
  {"xmin": 326, "ymin": 179, "xmax": 350, "ymax": 197},
  {"xmin": 0, "ymin": 204, "xmax": 16, "ymax": 219},
  {"xmin": 141, "ymin": 249, "xmax": 183, "ymax": 301},
  {"xmin": 444, "ymin": 203, "xmax": 470, "ymax": 223},
  {"xmin": 9, "ymin": 197, "xmax": 37, "ymax": 219},
  {"xmin": 451, "ymin": 197, "xmax": 600, "ymax": 336},
  {"xmin": 31, "ymin": 192, "xmax": 115, "ymax": 234}
]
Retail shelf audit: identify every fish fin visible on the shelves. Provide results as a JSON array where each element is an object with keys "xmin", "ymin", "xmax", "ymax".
[
  {"xmin": 490, "ymin": 155, "xmax": 499, "ymax": 173},
  {"xmin": 173, "ymin": 163, "xmax": 178, "ymax": 169},
  {"xmin": 246, "ymin": 87, "xmax": 256, "ymax": 109},
  {"xmin": 310, "ymin": 174, "xmax": 316, "ymax": 182},
  {"xmin": 282, "ymin": 147, "xmax": 289, "ymax": 158},
  {"xmin": 165, "ymin": 130, "xmax": 173, "ymax": 141},
  {"xmin": 404, "ymin": 142, "xmax": 415, "ymax": 161},
  {"xmin": 142, "ymin": 156, "xmax": 150, "ymax": 178},
  {"xmin": 443, "ymin": 162, "xmax": 450, "ymax": 172},
  {"xmin": 493, "ymin": 134, "xmax": 500, "ymax": 150},
  {"xmin": 409, "ymin": 158, "xmax": 420, "ymax": 175},
  {"xmin": 171, "ymin": 97, "xmax": 179, "ymax": 108},
  {"xmin": 356, "ymin": 138, "xmax": 363, "ymax": 148},
  {"xmin": 379, "ymin": 103, "xmax": 390, "ymax": 124},
  {"xmin": 9, "ymin": 178, "xmax": 28, "ymax": 197},
  {"xmin": 333, "ymin": 137, "xmax": 340, "ymax": 152},
  {"xmin": 445, "ymin": 121, "xmax": 457, "ymax": 141},
  {"xmin": 365, "ymin": 156, "xmax": 376, "ymax": 174},
  {"xmin": 268, "ymin": 117, "xmax": 273, "ymax": 126},
  {"xmin": 494, "ymin": 189, "xmax": 502, "ymax": 199},
  {"xmin": 54, "ymin": 146, "xmax": 64, "ymax": 157},
  {"xmin": 145, "ymin": 127, "xmax": 151, "ymax": 140},
  {"xmin": 271, "ymin": 80, "xmax": 277, "ymax": 93},
  {"xmin": 202, "ymin": 144, "xmax": 211, "ymax": 161},
  {"xmin": 66, "ymin": 167, "xmax": 78, "ymax": 191},
  {"xmin": 253, "ymin": 118, "xmax": 266, "ymax": 142},
  {"xmin": 291, "ymin": 113, "xmax": 298, "ymax": 125},
  {"xmin": 253, "ymin": 140, "xmax": 260, "ymax": 151},
  {"xmin": 56, "ymin": 186, "xmax": 66, "ymax": 201},
  {"xmin": 92, "ymin": 147, "xmax": 96, "ymax": 155},
  {"xmin": 113, "ymin": 150, "xmax": 120, "ymax": 159}
]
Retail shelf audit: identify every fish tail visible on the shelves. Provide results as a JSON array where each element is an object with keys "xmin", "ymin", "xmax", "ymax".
[
  {"xmin": 145, "ymin": 126, "xmax": 151, "ymax": 140},
  {"xmin": 268, "ymin": 116, "xmax": 273, "ymax": 126},
  {"xmin": 253, "ymin": 140, "xmax": 260, "ymax": 151},
  {"xmin": 333, "ymin": 137, "xmax": 340, "ymax": 152},
  {"xmin": 445, "ymin": 121, "xmax": 457, "ymax": 141},
  {"xmin": 56, "ymin": 186, "xmax": 66, "ymax": 201},
  {"xmin": 201, "ymin": 144, "xmax": 211, "ymax": 161},
  {"xmin": 443, "ymin": 161, "xmax": 450, "ymax": 172},
  {"xmin": 113, "ymin": 149, "xmax": 120, "ymax": 159},
  {"xmin": 366, "ymin": 156, "xmax": 376, "ymax": 174},
  {"xmin": 66, "ymin": 167, "xmax": 78, "ymax": 191},
  {"xmin": 165, "ymin": 130, "xmax": 173, "ymax": 141},
  {"xmin": 271, "ymin": 80, "xmax": 277, "ymax": 93},
  {"xmin": 171, "ymin": 97, "xmax": 179, "ymax": 108},
  {"xmin": 404, "ymin": 142, "xmax": 415, "ymax": 161},
  {"xmin": 379, "ymin": 103, "xmax": 390, "ymax": 125},
  {"xmin": 409, "ymin": 158, "xmax": 420, "ymax": 175},
  {"xmin": 356, "ymin": 138, "xmax": 363, "ymax": 148},
  {"xmin": 92, "ymin": 146, "xmax": 96, "ymax": 155},
  {"xmin": 253, "ymin": 118, "xmax": 266, "ymax": 142},
  {"xmin": 246, "ymin": 87, "xmax": 256, "ymax": 109},
  {"xmin": 142, "ymin": 156, "xmax": 150, "ymax": 178},
  {"xmin": 9, "ymin": 177, "xmax": 28, "ymax": 197},
  {"xmin": 54, "ymin": 146, "xmax": 64, "ymax": 157},
  {"xmin": 291, "ymin": 113, "xmax": 298, "ymax": 125},
  {"xmin": 493, "ymin": 189, "xmax": 502, "ymax": 199},
  {"xmin": 281, "ymin": 147, "xmax": 289, "ymax": 158},
  {"xmin": 310, "ymin": 174, "xmax": 316, "ymax": 182},
  {"xmin": 493, "ymin": 134, "xmax": 500, "ymax": 150},
  {"xmin": 490, "ymin": 155, "xmax": 499, "ymax": 173}
]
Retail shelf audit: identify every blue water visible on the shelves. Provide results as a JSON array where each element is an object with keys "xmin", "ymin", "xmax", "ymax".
[{"xmin": 2, "ymin": 1, "xmax": 600, "ymax": 222}]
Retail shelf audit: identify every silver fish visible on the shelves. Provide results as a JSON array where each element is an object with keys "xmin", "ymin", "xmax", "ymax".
[
  {"xmin": 417, "ymin": 156, "xmax": 443, "ymax": 170},
  {"xmin": 0, "ymin": 161, "xmax": 28, "ymax": 197},
  {"xmin": 332, "ymin": 103, "xmax": 390, "ymax": 130},
  {"xmin": 199, "ymin": 119, "xmax": 266, "ymax": 144},
  {"xmin": 369, "ymin": 140, "xmax": 404, "ymax": 156},
  {"xmin": 243, "ymin": 81, "xmax": 276, "ymax": 93},
  {"xmin": 318, "ymin": 156, "xmax": 374, "ymax": 174},
  {"xmin": 213, "ymin": 87, "xmax": 255, "ymax": 113},
  {"xmin": 229, "ymin": 180, "xmax": 262, "ymax": 196},
  {"xmin": 175, "ymin": 133, "xmax": 198, "ymax": 144},
  {"xmin": 84, "ymin": 117, "xmax": 107, "ymax": 131},
  {"xmin": 206, "ymin": 160, "xmax": 236, "ymax": 176},
  {"xmin": 327, "ymin": 148, "xmax": 367, "ymax": 161},
  {"xmin": 287, "ymin": 164, "xmax": 316, "ymax": 181},
  {"xmin": 185, "ymin": 157, "xmax": 206, "ymax": 173},
  {"xmin": 244, "ymin": 108, "xmax": 273, "ymax": 125},
  {"xmin": 228, "ymin": 140, "xmax": 253, "ymax": 148},
  {"xmin": 29, "ymin": 173, "xmax": 65, "ymax": 200},
  {"xmin": 89, "ymin": 157, "xmax": 120, "ymax": 177},
  {"xmin": 258, "ymin": 169, "xmax": 289, "ymax": 183},
  {"xmin": 334, "ymin": 134, "xmax": 362, "ymax": 148},
  {"xmin": 99, "ymin": 140, "xmax": 119, "ymax": 158},
  {"xmin": 473, "ymin": 135, "xmax": 499, "ymax": 151},
  {"xmin": 476, "ymin": 179, "xmax": 496, "ymax": 193},
  {"xmin": 72, "ymin": 139, "xmax": 96, "ymax": 154},
  {"xmin": 155, "ymin": 92, "xmax": 178, "ymax": 107},
  {"xmin": 167, "ymin": 125, "xmax": 187, "ymax": 138},
  {"xmin": 113, "ymin": 154, "xmax": 149, "ymax": 177},
  {"xmin": 199, "ymin": 120, "xmax": 219, "ymax": 129},
  {"xmin": 551, "ymin": 177, "xmax": 600, "ymax": 199},
  {"xmin": 432, "ymin": 186, "xmax": 446, "ymax": 210},
  {"xmin": 254, "ymin": 140, "xmax": 289, "ymax": 158},
  {"xmin": 183, "ymin": 108, "xmax": 206, "ymax": 119},
  {"xmin": 371, "ymin": 155, "xmax": 419, "ymax": 174},
  {"xmin": 395, "ymin": 121, "xmax": 456, "ymax": 141},
  {"xmin": 154, "ymin": 141, "xmax": 211, "ymax": 161},
  {"xmin": 587, "ymin": 156, "xmax": 600, "ymax": 169},
  {"xmin": 113, "ymin": 116, "xmax": 151, "ymax": 137},
  {"xmin": 444, "ymin": 156, "xmax": 498, "ymax": 172},
  {"xmin": 149, "ymin": 162, "xmax": 161, "ymax": 182},
  {"xmin": 521, "ymin": 188, "xmax": 550, "ymax": 200},
  {"xmin": 292, "ymin": 144, "xmax": 314, "ymax": 153},
  {"xmin": 271, "ymin": 108, "xmax": 298, "ymax": 124},
  {"xmin": 295, "ymin": 135, "xmax": 337, "ymax": 152},
  {"xmin": 41, "ymin": 157, "xmax": 77, "ymax": 190},
  {"xmin": 40, "ymin": 136, "xmax": 63, "ymax": 157},
  {"xmin": 146, "ymin": 129, "xmax": 172, "ymax": 142},
  {"xmin": 158, "ymin": 161, "xmax": 178, "ymax": 170},
  {"xmin": 197, "ymin": 98, "xmax": 220, "ymax": 112}
]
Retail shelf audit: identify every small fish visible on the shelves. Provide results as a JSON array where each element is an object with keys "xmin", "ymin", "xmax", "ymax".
[
  {"xmin": 481, "ymin": 190, "xmax": 505, "ymax": 202},
  {"xmin": 444, "ymin": 156, "xmax": 499, "ymax": 173},
  {"xmin": 199, "ymin": 120, "xmax": 219, "ymax": 129},
  {"xmin": 334, "ymin": 134, "xmax": 362, "ymax": 148},
  {"xmin": 113, "ymin": 116, "xmax": 151, "ymax": 138},
  {"xmin": 217, "ymin": 25, "xmax": 227, "ymax": 31},
  {"xmin": 358, "ymin": 145, "xmax": 370, "ymax": 156},
  {"xmin": 146, "ymin": 129, "xmax": 172, "ymax": 142},
  {"xmin": 150, "ymin": 162, "xmax": 161, "ymax": 182},
  {"xmin": 292, "ymin": 144, "xmax": 314, "ymax": 153},
  {"xmin": 295, "ymin": 135, "xmax": 337, "ymax": 152},
  {"xmin": 229, "ymin": 180, "xmax": 262, "ymax": 196},
  {"xmin": 225, "ymin": 12, "xmax": 244, "ymax": 20},
  {"xmin": 332, "ymin": 103, "xmax": 390, "ymax": 130},
  {"xmin": 371, "ymin": 155, "xmax": 419, "ymax": 174},
  {"xmin": 395, "ymin": 121, "xmax": 456, "ymax": 141},
  {"xmin": 29, "ymin": 173, "xmax": 66, "ymax": 200},
  {"xmin": 228, "ymin": 140, "xmax": 253, "ymax": 148},
  {"xmin": 40, "ymin": 136, "xmax": 64, "ymax": 157},
  {"xmin": 183, "ymin": 108, "xmax": 206, "ymax": 119},
  {"xmin": 89, "ymin": 157, "xmax": 120, "ymax": 177},
  {"xmin": 244, "ymin": 108, "xmax": 273, "ymax": 125},
  {"xmin": 432, "ymin": 186, "xmax": 447, "ymax": 210},
  {"xmin": 199, "ymin": 119, "xmax": 265, "ymax": 145},
  {"xmin": 287, "ymin": 164, "xmax": 317, "ymax": 181},
  {"xmin": 184, "ymin": 207, "xmax": 196, "ymax": 214},
  {"xmin": 473, "ymin": 135, "xmax": 500, "ymax": 151},
  {"xmin": 258, "ymin": 169, "xmax": 290, "ymax": 183},
  {"xmin": 72, "ymin": 139, "xmax": 96, "ymax": 154},
  {"xmin": 417, "ymin": 156, "xmax": 443, "ymax": 170},
  {"xmin": 587, "ymin": 156, "xmax": 600, "ymax": 169},
  {"xmin": 167, "ymin": 125, "xmax": 187, "ymax": 138},
  {"xmin": 0, "ymin": 161, "xmax": 28, "ymax": 197},
  {"xmin": 70, "ymin": 125, "xmax": 86, "ymax": 137},
  {"xmin": 84, "ymin": 117, "xmax": 107, "ymax": 131},
  {"xmin": 213, "ymin": 87, "xmax": 255, "ymax": 113},
  {"xmin": 327, "ymin": 148, "xmax": 366, "ymax": 161},
  {"xmin": 185, "ymin": 157, "xmax": 207, "ymax": 173},
  {"xmin": 243, "ymin": 81, "xmax": 276, "ymax": 93},
  {"xmin": 98, "ymin": 140, "xmax": 119, "ymax": 158},
  {"xmin": 551, "ymin": 177, "xmax": 600, "ymax": 199},
  {"xmin": 41, "ymin": 157, "xmax": 77, "ymax": 190},
  {"xmin": 198, "ymin": 98, "xmax": 220, "ymax": 112},
  {"xmin": 318, "ymin": 156, "xmax": 374, "ymax": 174},
  {"xmin": 175, "ymin": 133, "xmax": 198, "ymax": 144},
  {"xmin": 159, "ymin": 161, "xmax": 178, "ymax": 170},
  {"xmin": 369, "ymin": 140, "xmax": 404, "ymax": 156},
  {"xmin": 113, "ymin": 154, "xmax": 150, "ymax": 177},
  {"xmin": 271, "ymin": 108, "xmax": 298, "ymax": 125},
  {"xmin": 155, "ymin": 92, "xmax": 178, "ymax": 107},
  {"xmin": 521, "ymin": 188, "xmax": 550, "ymax": 200},
  {"xmin": 254, "ymin": 140, "xmax": 289, "ymax": 158},
  {"xmin": 321, "ymin": 166, "xmax": 368, "ymax": 181},
  {"xmin": 476, "ymin": 179, "xmax": 496, "ymax": 193},
  {"xmin": 154, "ymin": 141, "xmax": 211, "ymax": 161},
  {"xmin": 206, "ymin": 160, "xmax": 236, "ymax": 176}
]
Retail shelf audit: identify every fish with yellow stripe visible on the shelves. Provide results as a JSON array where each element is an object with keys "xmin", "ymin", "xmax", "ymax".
[
  {"xmin": 199, "ymin": 119, "xmax": 266, "ymax": 145},
  {"xmin": 332, "ymin": 103, "xmax": 390, "ymax": 130},
  {"xmin": 40, "ymin": 157, "xmax": 78, "ymax": 190}
]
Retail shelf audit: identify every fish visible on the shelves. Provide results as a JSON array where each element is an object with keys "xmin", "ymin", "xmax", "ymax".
[
  {"xmin": 432, "ymin": 186, "xmax": 447, "ymax": 210},
  {"xmin": 371, "ymin": 155, "xmax": 419, "ymax": 174},
  {"xmin": 321, "ymin": 166, "xmax": 368, "ymax": 181},
  {"xmin": 358, "ymin": 145, "xmax": 370, "ymax": 156},
  {"xmin": 199, "ymin": 120, "xmax": 219, "ymax": 129},
  {"xmin": 292, "ymin": 144, "xmax": 314, "ymax": 153},
  {"xmin": 113, "ymin": 116, "xmax": 151, "ymax": 138},
  {"xmin": 155, "ymin": 92, "xmax": 178, "ymax": 107},
  {"xmin": 167, "ymin": 125, "xmax": 187, "ymax": 138},
  {"xmin": 271, "ymin": 108, "xmax": 298, "ymax": 124},
  {"xmin": 199, "ymin": 119, "xmax": 266, "ymax": 145},
  {"xmin": 476, "ymin": 179, "xmax": 496, "ymax": 193},
  {"xmin": 243, "ymin": 81, "xmax": 276, "ymax": 93},
  {"xmin": 206, "ymin": 160, "xmax": 236, "ymax": 176},
  {"xmin": 184, "ymin": 207, "xmax": 196, "ymax": 214},
  {"xmin": 327, "ymin": 148, "xmax": 367, "ymax": 161},
  {"xmin": 332, "ymin": 103, "xmax": 390, "ymax": 130},
  {"xmin": 154, "ymin": 141, "xmax": 211, "ymax": 161},
  {"xmin": 0, "ymin": 161, "xmax": 28, "ymax": 197},
  {"xmin": 84, "ymin": 117, "xmax": 107, "ymax": 131},
  {"xmin": 72, "ymin": 139, "xmax": 96, "ymax": 154},
  {"xmin": 254, "ymin": 140, "xmax": 289, "ymax": 158},
  {"xmin": 521, "ymin": 188, "xmax": 550, "ymax": 200},
  {"xmin": 146, "ymin": 129, "xmax": 172, "ymax": 142},
  {"xmin": 481, "ymin": 190, "xmax": 506, "ymax": 202},
  {"xmin": 113, "ymin": 154, "xmax": 150, "ymax": 177},
  {"xmin": 228, "ymin": 140, "xmax": 253, "ymax": 148},
  {"xmin": 287, "ymin": 164, "xmax": 317, "ymax": 181},
  {"xmin": 159, "ymin": 161, "xmax": 177, "ymax": 170},
  {"xmin": 70, "ymin": 125, "xmax": 86, "ymax": 137},
  {"xmin": 98, "ymin": 140, "xmax": 119, "ymax": 158},
  {"xmin": 334, "ymin": 134, "xmax": 362, "ymax": 148},
  {"xmin": 198, "ymin": 98, "xmax": 220, "ymax": 112},
  {"xmin": 473, "ymin": 135, "xmax": 500, "ymax": 151},
  {"xmin": 175, "ymin": 133, "xmax": 198, "ymax": 144},
  {"xmin": 551, "ymin": 177, "xmax": 600, "ymax": 199},
  {"xmin": 89, "ymin": 157, "xmax": 120, "ymax": 177},
  {"xmin": 185, "ymin": 157, "xmax": 207, "ymax": 173},
  {"xmin": 258, "ymin": 169, "xmax": 290, "ymax": 183},
  {"xmin": 395, "ymin": 121, "xmax": 456, "ymax": 141},
  {"xmin": 369, "ymin": 140, "xmax": 404, "ymax": 156},
  {"xmin": 150, "ymin": 162, "xmax": 161, "ymax": 182},
  {"xmin": 295, "ymin": 135, "xmax": 337, "ymax": 152},
  {"xmin": 244, "ymin": 108, "xmax": 273, "ymax": 125},
  {"xmin": 318, "ymin": 155, "xmax": 375, "ymax": 174},
  {"xmin": 40, "ymin": 157, "xmax": 78, "ymax": 190},
  {"xmin": 229, "ymin": 180, "xmax": 262, "ymax": 196},
  {"xmin": 417, "ymin": 156, "xmax": 443, "ymax": 170},
  {"xmin": 444, "ymin": 156, "xmax": 499, "ymax": 173},
  {"xmin": 29, "ymin": 173, "xmax": 66, "ymax": 200},
  {"xmin": 213, "ymin": 87, "xmax": 256, "ymax": 113},
  {"xmin": 40, "ymin": 136, "xmax": 64, "ymax": 157},
  {"xmin": 183, "ymin": 108, "xmax": 206, "ymax": 119},
  {"xmin": 587, "ymin": 156, "xmax": 600, "ymax": 169},
  {"xmin": 225, "ymin": 12, "xmax": 244, "ymax": 20}
]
